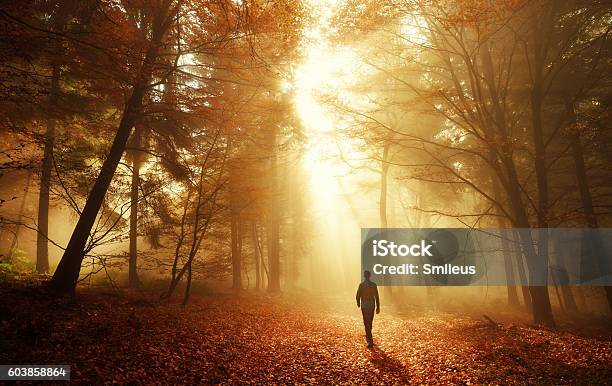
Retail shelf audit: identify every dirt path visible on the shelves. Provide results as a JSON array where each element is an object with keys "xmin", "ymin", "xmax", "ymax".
[{"xmin": 1, "ymin": 286, "xmax": 610, "ymax": 384}]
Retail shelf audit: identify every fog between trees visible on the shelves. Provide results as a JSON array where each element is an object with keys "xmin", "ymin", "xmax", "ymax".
[{"xmin": 0, "ymin": 0, "xmax": 611, "ymax": 327}]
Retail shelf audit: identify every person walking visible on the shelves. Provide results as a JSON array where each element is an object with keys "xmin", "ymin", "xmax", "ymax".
[{"xmin": 356, "ymin": 270, "xmax": 380, "ymax": 348}]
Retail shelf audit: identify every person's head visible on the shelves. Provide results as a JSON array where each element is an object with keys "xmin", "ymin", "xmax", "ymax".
[{"xmin": 364, "ymin": 270, "xmax": 371, "ymax": 279}]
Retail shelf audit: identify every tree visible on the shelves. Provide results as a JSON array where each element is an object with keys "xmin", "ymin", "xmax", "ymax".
[{"xmin": 49, "ymin": 0, "xmax": 180, "ymax": 293}]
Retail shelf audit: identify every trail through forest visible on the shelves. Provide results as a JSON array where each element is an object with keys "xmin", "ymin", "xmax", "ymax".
[{"xmin": 1, "ymin": 284, "xmax": 610, "ymax": 384}]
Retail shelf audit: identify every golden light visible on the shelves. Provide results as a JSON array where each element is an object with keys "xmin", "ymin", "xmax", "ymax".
[
  {"xmin": 292, "ymin": 0, "xmax": 374, "ymax": 191},
  {"xmin": 290, "ymin": 2, "xmax": 365, "ymax": 288},
  {"xmin": 294, "ymin": 43, "xmax": 361, "ymax": 133},
  {"xmin": 399, "ymin": 14, "xmax": 429, "ymax": 46},
  {"xmin": 294, "ymin": 0, "xmax": 362, "ymax": 134}
]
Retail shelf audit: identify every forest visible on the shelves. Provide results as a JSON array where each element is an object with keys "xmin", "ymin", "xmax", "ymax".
[{"xmin": 0, "ymin": 0, "xmax": 611, "ymax": 383}]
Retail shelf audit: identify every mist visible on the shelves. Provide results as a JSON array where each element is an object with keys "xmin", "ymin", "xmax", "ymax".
[{"xmin": 0, "ymin": 0, "xmax": 610, "ymax": 383}]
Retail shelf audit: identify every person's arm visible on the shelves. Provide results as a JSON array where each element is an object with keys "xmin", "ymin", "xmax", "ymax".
[
  {"xmin": 356, "ymin": 284, "xmax": 361, "ymax": 307},
  {"xmin": 375, "ymin": 284, "xmax": 380, "ymax": 314}
]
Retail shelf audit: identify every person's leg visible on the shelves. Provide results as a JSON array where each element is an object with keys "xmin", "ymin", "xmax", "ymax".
[
  {"xmin": 361, "ymin": 307, "xmax": 374, "ymax": 346},
  {"xmin": 366, "ymin": 308, "xmax": 374, "ymax": 345}
]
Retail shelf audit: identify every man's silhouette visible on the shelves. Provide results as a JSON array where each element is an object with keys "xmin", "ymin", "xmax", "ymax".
[{"xmin": 356, "ymin": 270, "xmax": 380, "ymax": 348}]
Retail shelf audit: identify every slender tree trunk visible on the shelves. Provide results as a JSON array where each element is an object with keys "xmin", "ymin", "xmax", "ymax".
[
  {"xmin": 49, "ymin": 4, "xmax": 173, "ymax": 294},
  {"xmin": 231, "ymin": 208, "xmax": 242, "ymax": 290},
  {"xmin": 243, "ymin": 257, "xmax": 250, "ymax": 290},
  {"xmin": 288, "ymin": 173, "xmax": 301, "ymax": 289},
  {"xmin": 380, "ymin": 142, "xmax": 392, "ymax": 297},
  {"xmin": 170, "ymin": 191, "xmax": 191, "ymax": 285},
  {"xmin": 253, "ymin": 221, "xmax": 261, "ymax": 290},
  {"xmin": 511, "ymin": 223, "xmax": 554, "ymax": 326},
  {"xmin": 531, "ymin": 93, "xmax": 552, "ymax": 317},
  {"xmin": 523, "ymin": 5, "xmax": 555, "ymax": 326},
  {"xmin": 552, "ymin": 279, "xmax": 565, "ymax": 312},
  {"xmin": 8, "ymin": 172, "xmax": 32, "ymax": 260},
  {"xmin": 267, "ymin": 212, "xmax": 280, "ymax": 292},
  {"xmin": 261, "ymin": 254, "xmax": 269, "ymax": 287},
  {"xmin": 36, "ymin": 62, "xmax": 60, "ymax": 274},
  {"xmin": 267, "ymin": 129, "xmax": 280, "ymax": 293},
  {"xmin": 129, "ymin": 126, "xmax": 142, "ymax": 288},
  {"xmin": 165, "ymin": 127, "xmax": 224, "ymax": 301},
  {"xmin": 491, "ymin": 175, "xmax": 520, "ymax": 308},
  {"xmin": 289, "ymin": 225, "xmax": 297, "ymax": 289},
  {"xmin": 380, "ymin": 143, "xmax": 390, "ymax": 228},
  {"xmin": 256, "ymin": 223, "xmax": 269, "ymax": 287},
  {"xmin": 500, "ymin": 227, "xmax": 520, "ymax": 307},
  {"xmin": 182, "ymin": 259, "xmax": 192, "ymax": 306},
  {"xmin": 512, "ymin": 230, "xmax": 533, "ymax": 311},
  {"xmin": 531, "ymin": 91, "xmax": 549, "ymax": 227},
  {"xmin": 561, "ymin": 286, "xmax": 578, "ymax": 314}
]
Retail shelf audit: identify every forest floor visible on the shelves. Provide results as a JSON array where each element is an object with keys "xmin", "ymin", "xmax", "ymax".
[{"xmin": 1, "ymin": 281, "xmax": 611, "ymax": 384}]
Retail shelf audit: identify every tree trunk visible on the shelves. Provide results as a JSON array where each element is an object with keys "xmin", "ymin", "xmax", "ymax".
[
  {"xmin": 525, "ymin": 6, "xmax": 555, "ymax": 326},
  {"xmin": 8, "ymin": 172, "xmax": 32, "ymax": 260},
  {"xmin": 231, "ymin": 208, "xmax": 242, "ymax": 290},
  {"xmin": 491, "ymin": 175, "xmax": 520, "ymax": 308},
  {"xmin": 380, "ymin": 142, "xmax": 392, "ymax": 297},
  {"xmin": 128, "ymin": 126, "xmax": 142, "ymax": 288},
  {"xmin": 253, "ymin": 221, "xmax": 269, "ymax": 287},
  {"xmin": 514, "ymin": 228, "xmax": 555, "ymax": 327},
  {"xmin": 36, "ymin": 61, "xmax": 59, "ymax": 274},
  {"xmin": 182, "ymin": 259, "xmax": 192, "ymax": 306},
  {"xmin": 531, "ymin": 94, "xmax": 552, "ymax": 319},
  {"xmin": 267, "ymin": 126, "xmax": 280, "ymax": 293},
  {"xmin": 561, "ymin": 286, "xmax": 578, "ymax": 314},
  {"xmin": 49, "ymin": 78, "xmax": 147, "ymax": 293},
  {"xmin": 48, "ymin": 4, "xmax": 173, "ymax": 294},
  {"xmin": 512, "ymin": 230, "xmax": 533, "ymax": 311},
  {"xmin": 501, "ymin": 154, "xmax": 554, "ymax": 326},
  {"xmin": 493, "ymin": 119, "xmax": 554, "ymax": 325},
  {"xmin": 252, "ymin": 221, "xmax": 261, "ymax": 290},
  {"xmin": 500, "ymin": 227, "xmax": 520, "ymax": 308},
  {"xmin": 267, "ymin": 209, "xmax": 280, "ymax": 292},
  {"xmin": 552, "ymin": 281, "xmax": 565, "ymax": 312},
  {"xmin": 380, "ymin": 143, "xmax": 390, "ymax": 228}
]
